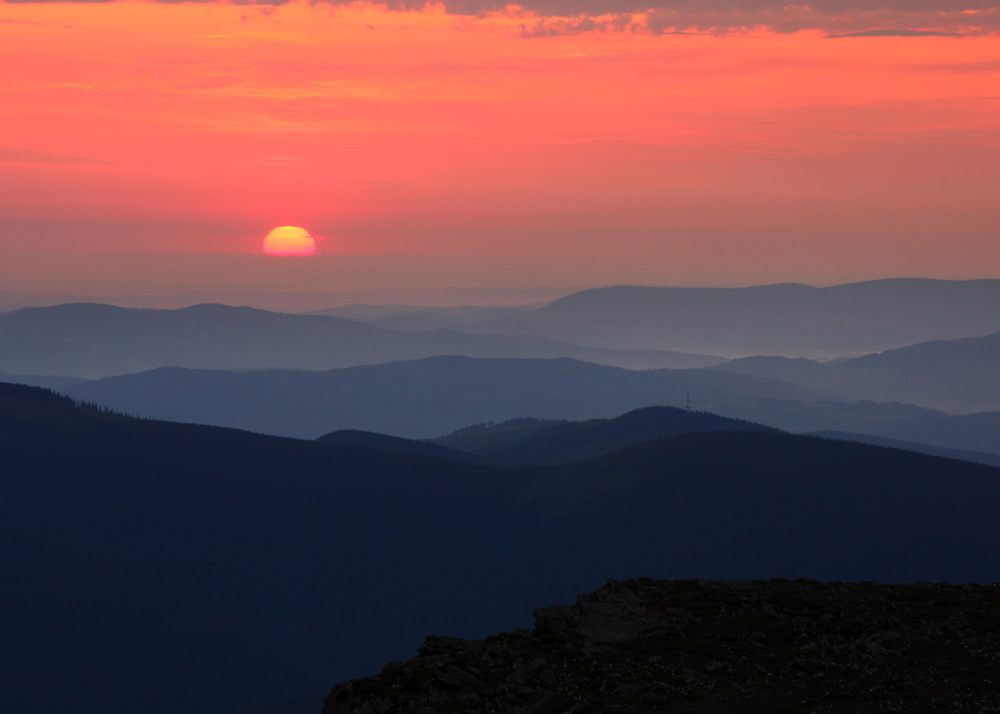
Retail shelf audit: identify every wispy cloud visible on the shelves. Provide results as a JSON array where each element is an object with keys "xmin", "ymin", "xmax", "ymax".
[
  {"xmin": 905, "ymin": 59, "xmax": 1000, "ymax": 71},
  {"xmin": 825, "ymin": 28, "xmax": 963, "ymax": 38},
  {"xmin": 0, "ymin": 150, "xmax": 107, "ymax": 165}
]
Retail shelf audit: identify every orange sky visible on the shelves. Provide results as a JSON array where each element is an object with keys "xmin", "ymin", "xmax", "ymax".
[{"xmin": 1, "ymin": 0, "xmax": 999, "ymax": 298}]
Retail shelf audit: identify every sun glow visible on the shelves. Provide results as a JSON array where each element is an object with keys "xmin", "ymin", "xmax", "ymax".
[
  {"xmin": 2, "ymin": 0, "xmax": 999, "ymax": 281},
  {"xmin": 262, "ymin": 226, "xmax": 315, "ymax": 256}
]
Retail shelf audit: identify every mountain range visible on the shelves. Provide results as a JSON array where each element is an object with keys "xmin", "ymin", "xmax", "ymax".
[
  {"xmin": 6, "ymin": 278, "xmax": 1000, "ymax": 381},
  {"xmin": 423, "ymin": 406, "xmax": 778, "ymax": 465},
  {"xmin": 49, "ymin": 354, "xmax": 1000, "ymax": 455},
  {"xmin": 315, "ymin": 278, "xmax": 1000, "ymax": 358},
  {"xmin": 714, "ymin": 330, "xmax": 1000, "ymax": 412},
  {"xmin": 0, "ymin": 368, "xmax": 87, "ymax": 391},
  {"xmin": 58, "ymin": 357, "xmax": 834, "ymax": 439},
  {"xmin": 695, "ymin": 397, "xmax": 1000, "ymax": 455},
  {"xmin": 326, "ymin": 406, "xmax": 1000, "ymax": 469},
  {"xmin": 5, "ymin": 382, "xmax": 1000, "ymax": 714},
  {"xmin": 0, "ymin": 302, "xmax": 720, "ymax": 379},
  {"xmin": 8, "ymin": 277, "xmax": 1000, "ymax": 714}
]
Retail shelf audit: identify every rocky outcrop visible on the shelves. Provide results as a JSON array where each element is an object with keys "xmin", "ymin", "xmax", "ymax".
[
  {"xmin": 324, "ymin": 577, "xmax": 1000, "ymax": 714},
  {"xmin": 533, "ymin": 579, "xmax": 698, "ymax": 644}
]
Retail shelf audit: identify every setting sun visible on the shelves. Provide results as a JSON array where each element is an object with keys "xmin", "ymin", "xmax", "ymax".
[{"xmin": 262, "ymin": 226, "xmax": 315, "ymax": 256}]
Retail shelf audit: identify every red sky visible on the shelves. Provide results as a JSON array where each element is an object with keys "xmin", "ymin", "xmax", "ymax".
[{"xmin": 1, "ymin": 0, "xmax": 999, "ymax": 302}]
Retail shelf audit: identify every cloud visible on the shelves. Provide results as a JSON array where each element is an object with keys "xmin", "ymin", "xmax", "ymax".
[
  {"xmin": 824, "ymin": 28, "xmax": 962, "ymax": 37},
  {"xmin": 0, "ymin": 150, "xmax": 107, "ymax": 166},
  {"xmin": 2, "ymin": 0, "xmax": 999, "ymax": 35},
  {"xmin": 906, "ymin": 58, "xmax": 1000, "ymax": 71},
  {"xmin": 366, "ymin": 0, "xmax": 1000, "ymax": 35}
]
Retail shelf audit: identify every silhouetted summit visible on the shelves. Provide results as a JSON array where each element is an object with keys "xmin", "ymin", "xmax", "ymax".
[
  {"xmin": 430, "ymin": 406, "xmax": 778, "ymax": 465},
  {"xmin": 317, "ymin": 429, "xmax": 493, "ymax": 465}
]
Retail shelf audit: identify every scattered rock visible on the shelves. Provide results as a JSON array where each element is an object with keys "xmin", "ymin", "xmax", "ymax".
[{"xmin": 324, "ymin": 577, "xmax": 1000, "ymax": 713}]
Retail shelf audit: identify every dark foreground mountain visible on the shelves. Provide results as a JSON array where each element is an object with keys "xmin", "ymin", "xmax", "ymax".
[
  {"xmin": 6, "ymin": 382, "xmax": 1000, "ymax": 714},
  {"xmin": 715, "ymin": 330, "xmax": 1000, "ymax": 412},
  {"xmin": 317, "ymin": 429, "xmax": 493, "ymax": 465},
  {"xmin": 228, "ymin": 699, "xmax": 324, "ymax": 714},
  {"xmin": 0, "ymin": 302, "xmax": 721, "ymax": 378},
  {"xmin": 327, "ymin": 578, "xmax": 1000, "ymax": 714},
  {"xmin": 61, "ymin": 357, "xmax": 835, "ymax": 439},
  {"xmin": 351, "ymin": 279, "xmax": 1000, "ymax": 358},
  {"xmin": 427, "ymin": 407, "xmax": 777, "ymax": 465}
]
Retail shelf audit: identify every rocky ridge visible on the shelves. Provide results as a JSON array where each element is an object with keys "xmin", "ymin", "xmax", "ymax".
[{"xmin": 324, "ymin": 578, "xmax": 1000, "ymax": 714}]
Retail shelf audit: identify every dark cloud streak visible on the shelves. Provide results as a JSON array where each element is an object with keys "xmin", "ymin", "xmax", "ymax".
[
  {"xmin": 825, "ymin": 28, "xmax": 962, "ymax": 37},
  {"xmin": 3, "ymin": 0, "xmax": 998, "ymax": 36},
  {"xmin": 380, "ymin": 0, "xmax": 1000, "ymax": 36}
]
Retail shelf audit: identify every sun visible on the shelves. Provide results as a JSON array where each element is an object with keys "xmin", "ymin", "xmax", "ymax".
[{"xmin": 262, "ymin": 226, "xmax": 315, "ymax": 255}]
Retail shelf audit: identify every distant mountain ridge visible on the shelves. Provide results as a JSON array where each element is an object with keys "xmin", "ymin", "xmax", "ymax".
[
  {"xmin": 60, "ymin": 357, "xmax": 837, "ymax": 439},
  {"xmin": 337, "ymin": 278, "xmax": 1000, "ymax": 358},
  {"xmin": 0, "ymin": 368, "xmax": 88, "ymax": 391},
  {"xmin": 6, "ymin": 280, "xmax": 1000, "ymax": 380},
  {"xmin": 0, "ymin": 302, "xmax": 722, "ymax": 379},
  {"xmin": 714, "ymin": 330, "xmax": 1000, "ymax": 412},
  {"xmin": 55, "ymin": 352, "xmax": 1000, "ymax": 455},
  {"xmin": 695, "ymin": 396, "xmax": 1000, "ymax": 457}
]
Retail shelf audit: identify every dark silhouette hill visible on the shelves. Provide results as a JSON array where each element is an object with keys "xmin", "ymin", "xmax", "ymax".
[
  {"xmin": 715, "ymin": 330, "xmax": 1000, "ymax": 412},
  {"xmin": 699, "ymin": 396, "xmax": 946, "ymax": 435},
  {"xmin": 317, "ymin": 429, "xmax": 493, "ymax": 465},
  {"xmin": 7, "ymin": 383, "xmax": 1000, "ymax": 714},
  {"xmin": 425, "ymin": 417, "xmax": 566, "ymax": 453},
  {"xmin": 809, "ymin": 430, "xmax": 1000, "ymax": 468},
  {"xmin": 349, "ymin": 279, "xmax": 1000, "ymax": 358},
  {"xmin": 321, "ymin": 406, "xmax": 1000, "ymax": 469},
  {"xmin": 326, "ymin": 578, "xmax": 1000, "ymax": 714},
  {"xmin": 61, "ymin": 357, "xmax": 836, "ymax": 439},
  {"xmin": 0, "ymin": 303, "xmax": 722, "ymax": 379},
  {"xmin": 1, "ymin": 382, "xmax": 527, "ymax": 714},
  {"xmin": 228, "ymin": 698, "xmax": 324, "ymax": 714},
  {"xmin": 697, "ymin": 396, "xmax": 1000, "ymax": 456},
  {"xmin": 0, "ymin": 368, "xmax": 88, "ymax": 390},
  {"xmin": 429, "ymin": 406, "xmax": 778, "ymax": 465}
]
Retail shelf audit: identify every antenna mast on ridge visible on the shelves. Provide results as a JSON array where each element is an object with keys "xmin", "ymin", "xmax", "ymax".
[{"xmin": 686, "ymin": 393, "xmax": 690, "ymax": 412}]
